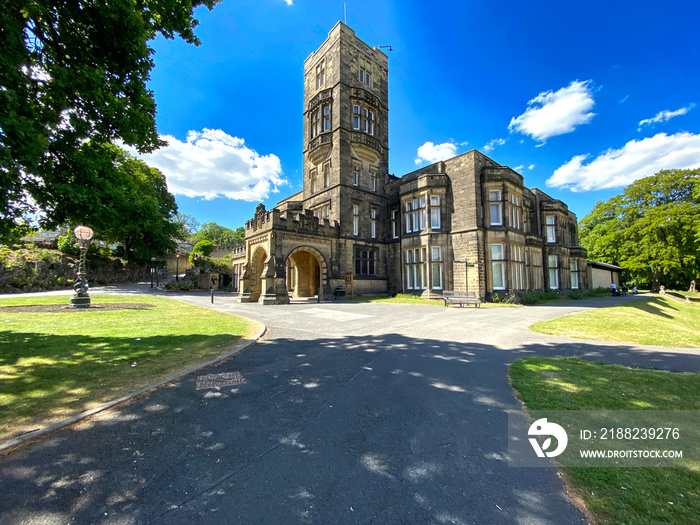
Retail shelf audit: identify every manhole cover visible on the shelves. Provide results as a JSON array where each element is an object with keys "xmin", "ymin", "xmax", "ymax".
[{"xmin": 196, "ymin": 371, "xmax": 246, "ymax": 390}]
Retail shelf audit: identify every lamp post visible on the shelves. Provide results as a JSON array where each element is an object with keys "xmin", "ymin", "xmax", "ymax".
[
  {"xmin": 70, "ymin": 226, "xmax": 94, "ymax": 309},
  {"xmin": 176, "ymin": 253, "xmax": 180, "ymax": 282},
  {"xmin": 460, "ymin": 258, "xmax": 483, "ymax": 294},
  {"xmin": 150, "ymin": 257, "xmax": 156, "ymax": 288}
]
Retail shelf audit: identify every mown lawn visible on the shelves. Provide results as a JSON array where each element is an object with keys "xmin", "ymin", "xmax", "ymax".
[
  {"xmin": 0, "ymin": 294, "xmax": 259, "ymax": 442},
  {"xmin": 510, "ymin": 357, "xmax": 700, "ymax": 524},
  {"xmin": 341, "ymin": 293, "xmax": 521, "ymax": 307},
  {"xmin": 530, "ymin": 296, "xmax": 700, "ymax": 347}
]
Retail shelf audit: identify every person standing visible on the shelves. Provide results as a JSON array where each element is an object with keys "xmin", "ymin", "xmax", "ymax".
[{"xmin": 611, "ymin": 282, "xmax": 618, "ymax": 296}]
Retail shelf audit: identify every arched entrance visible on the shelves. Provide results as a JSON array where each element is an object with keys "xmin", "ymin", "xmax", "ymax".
[
  {"xmin": 286, "ymin": 247, "xmax": 327, "ymax": 299},
  {"xmin": 250, "ymin": 246, "xmax": 267, "ymax": 301}
]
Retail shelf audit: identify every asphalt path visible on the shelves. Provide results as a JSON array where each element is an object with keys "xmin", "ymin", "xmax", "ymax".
[{"xmin": 1, "ymin": 287, "xmax": 698, "ymax": 524}]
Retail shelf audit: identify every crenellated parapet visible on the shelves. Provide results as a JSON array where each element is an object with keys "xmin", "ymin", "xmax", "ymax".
[
  {"xmin": 246, "ymin": 204, "xmax": 339, "ymax": 238},
  {"xmin": 231, "ymin": 244, "xmax": 246, "ymax": 260}
]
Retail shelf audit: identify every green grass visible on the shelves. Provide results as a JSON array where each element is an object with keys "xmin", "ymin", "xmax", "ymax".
[
  {"xmin": 530, "ymin": 296, "xmax": 700, "ymax": 348},
  {"xmin": 341, "ymin": 293, "xmax": 521, "ymax": 307},
  {"xmin": 0, "ymin": 294, "xmax": 259, "ymax": 442},
  {"xmin": 669, "ymin": 290, "xmax": 700, "ymax": 303},
  {"xmin": 509, "ymin": 357, "xmax": 700, "ymax": 524}
]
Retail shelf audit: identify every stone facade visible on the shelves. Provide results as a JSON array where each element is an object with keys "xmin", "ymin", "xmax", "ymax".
[{"xmin": 233, "ymin": 22, "xmax": 587, "ymax": 303}]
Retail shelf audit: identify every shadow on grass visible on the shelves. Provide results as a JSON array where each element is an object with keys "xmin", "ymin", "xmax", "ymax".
[
  {"xmin": 612, "ymin": 297, "xmax": 680, "ymax": 320},
  {"xmin": 0, "ymin": 331, "xmax": 241, "ymax": 425}
]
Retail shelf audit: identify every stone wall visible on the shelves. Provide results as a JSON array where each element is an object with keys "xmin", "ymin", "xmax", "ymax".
[{"xmin": 0, "ymin": 250, "xmax": 151, "ymax": 294}]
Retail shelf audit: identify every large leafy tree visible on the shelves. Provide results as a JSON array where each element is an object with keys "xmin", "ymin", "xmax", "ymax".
[
  {"xmin": 37, "ymin": 141, "xmax": 181, "ymax": 259},
  {"xmin": 0, "ymin": 0, "xmax": 218, "ymax": 241},
  {"xmin": 580, "ymin": 168, "xmax": 700, "ymax": 291},
  {"xmin": 195, "ymin": 223, "xmax": 245, "ymax": 246},
  {"xmin": 171, "ymin": 213, "xmax": 201, "ymax": 242}
]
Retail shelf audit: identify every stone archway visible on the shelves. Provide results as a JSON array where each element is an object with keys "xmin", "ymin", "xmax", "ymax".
[
  {"xmin": 286, "ymin": 246, "xmax": 328, "ymax": 300},
  {"xmin": 249, "ymin": 246, "xmax": 267, "ymax": 302}
]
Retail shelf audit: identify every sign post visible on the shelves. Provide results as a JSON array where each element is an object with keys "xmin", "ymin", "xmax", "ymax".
[{"xmin": 459, "ymin": 258, "xmax": 482, "ymax": 294}]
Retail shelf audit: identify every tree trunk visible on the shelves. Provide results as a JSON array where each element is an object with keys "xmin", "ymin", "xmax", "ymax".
[{"xmin": 651, "ymin": 264, "xmax": 661, "ymax": 293}]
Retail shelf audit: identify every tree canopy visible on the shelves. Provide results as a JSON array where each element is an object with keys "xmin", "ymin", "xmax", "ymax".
[
  {"xmin": 0, "ymin": 0, "xmax": 218, "ymax": 242},
  {"xmin": 579, "ymin": 168, "xmax": 700, "ymax": 290},
  {"xmin": 38, "ymin": 141, "xmax": 181, "ymax": 260},
  {"xmin": 195, "ymin": 222, "xmax": 245, "ymax": 246}
]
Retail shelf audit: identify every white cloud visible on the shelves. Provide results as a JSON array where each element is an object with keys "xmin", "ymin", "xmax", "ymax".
[
  {"xmin": 508, "ymin": 80, "xmax": 596, "ymax": 143},
  {"xmin": 546, "ymin": 132, "xmax": 700, "ymax": 192},
  {"xmin": 513, "ymin": 164, "xmax": 535, "ymax": 172},
  {"xmin": 283, "ymin": 0, "xmax": 293, "ymax": 5},
  {"xmin": 528, "ymin": 164, "xmax": 535, "ymax": 170},
  {"xmin": 414, "ymin": 141, "xmax": 459, "ymax": 165},
  {"xmin": 483, "ymin": 138, "xmax": 506, "ymax": 152},
  {"xmin": 637, "ymin": 104, "xmax": 695, "ymax": 130},
  {"xmin": 126, "ymin": 129, "xmax": 287, "ymax": 201}
]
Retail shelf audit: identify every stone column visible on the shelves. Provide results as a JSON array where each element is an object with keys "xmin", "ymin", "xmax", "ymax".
[{"xmin": 259, "ymin": 255, "xmax": 290, "ymax": 305}]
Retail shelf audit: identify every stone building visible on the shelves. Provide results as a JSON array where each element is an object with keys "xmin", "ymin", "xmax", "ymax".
[{"xmin": 232, "ymin": 22, "xmax": 587, "ymax": 304}]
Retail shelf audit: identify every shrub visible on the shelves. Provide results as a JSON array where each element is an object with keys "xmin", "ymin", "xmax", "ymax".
[
  {"xmin": 569, "ymin": 290, "xmax": 584, "ymax": 300},
  {"xmin": 164, "ymin": 282, "xmax": 195, "ymax": 291},
  {"xmin": 57, "ymin": 235, "xmax": 80, "ymax": 256},
  {"xmin": 490, "ymin": 291, "xmax": 517, "ymax": 304},
  {"xmin": 10, "ymin": 277, "xmax": 28, "ymax": 289},
  {"xmin": 193, "ymin": 240, "xmax": 215, "ymax": 256}
]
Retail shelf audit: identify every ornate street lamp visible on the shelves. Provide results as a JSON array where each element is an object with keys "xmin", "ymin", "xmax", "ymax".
[
  {"xmin": 176, "ymin": 253, "xmax": 180, "ymax": 282},
  {"xmin": 70, "ymin": 226, "xmax": 94, "ymax": 309},
  {"xmin": 150, "ymin": 257, "xmax": 156, "ymax": 288}
]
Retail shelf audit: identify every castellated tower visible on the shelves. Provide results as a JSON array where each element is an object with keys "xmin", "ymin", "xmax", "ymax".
[
  {"xmin": 302, "ymin": 22, "xmax": 389, "ymax": 240},
  {"xmin": 234, "ymin": 21, "xmax": 588, "ymax": 304}
]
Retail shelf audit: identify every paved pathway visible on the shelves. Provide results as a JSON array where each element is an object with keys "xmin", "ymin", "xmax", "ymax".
[{"xmin": 1, "ymin": 288, "xmax": 697, "ymax": 524}]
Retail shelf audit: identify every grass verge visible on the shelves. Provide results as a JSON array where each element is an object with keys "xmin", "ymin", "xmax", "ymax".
[
  {"xmin": 0, "ymin": 294, "xmax": 260, "ymax": 442},
  {"xmin": 530, "ymin": 296, "xmax": 700, "ymax": 348},
  {"xmin": 340, "ymin": 293, "xmax": 521, "ymax": 307},
  {"xmin": 509, "ymin": 357, "xmax": 700, "ymax": 524}
]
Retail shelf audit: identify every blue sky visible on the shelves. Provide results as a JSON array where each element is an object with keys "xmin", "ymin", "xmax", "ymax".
[{"xmin": 130, "ymin": 0, "xmax": 700, "ymax": 231}]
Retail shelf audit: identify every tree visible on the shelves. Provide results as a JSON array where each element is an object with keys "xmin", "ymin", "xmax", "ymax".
[
  {"xmin": 190, "ymin": 240, "xmax": 215, "ymax": 265},
  {"xmin": 580, "ymin": 168, "xmax": 700, "ymax": 291},
  {"xmin": 0, "ymin": 0, "xmax": 219, "ymax": 241},
  {"xmin": 36, "ymin": 141, "xmax": 180, "ymax": 260},
  {"xmin": 173, "ymin": 213, "xmax": 201, "ymax": 241},
  {"xmin": 195, "ymin": 223, "xmax": 245, "ymax": 246}
]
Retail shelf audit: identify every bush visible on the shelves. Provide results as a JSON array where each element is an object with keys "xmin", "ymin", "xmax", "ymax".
[
  {"xmin": 518, "ymin": 289, "xmax": 560, "ymax": 305},
  {"xmin": 57, "ymin": 235, "xmax": 80, "ymax": 256},
  {"xmin": 569, "ymin": 290, "xmax": 584, "ymax": 300},
  {"xmin": 10, "ymin": 277, "xmax": 28, "ymax": 289},
  {"xmin": 164, "ymin": 282, "xmax": 195, "ymax": 291}
]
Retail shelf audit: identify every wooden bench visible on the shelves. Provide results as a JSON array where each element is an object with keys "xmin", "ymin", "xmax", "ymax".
[{"xmin": 443, "ymin": 291, "xmax": 481, "ymax": 307}]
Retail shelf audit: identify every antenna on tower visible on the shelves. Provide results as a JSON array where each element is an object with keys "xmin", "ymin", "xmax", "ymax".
[
  {"xmin": 378, "ymin": 45, "xmax": 393, "ymax": 52},
  {"xmin": 344, "ymin": 3, "xmax": 347, "ymax": 24}
]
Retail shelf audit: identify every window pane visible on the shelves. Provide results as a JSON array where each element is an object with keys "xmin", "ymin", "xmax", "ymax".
[
  {"xmin": 489, "ymin": 190, "xmax": 500, "ymax": 201},
  {"xmin": 432, "ymin": 246, "xmax": 441, "ymax": 261},
  {"xmin": 432, "ymin": 263, "xmax": 442, "ymax": 289},
  {"xmin": 431, "ymin": 208, "xmax": 440, "ymax": 229},
  {"xmin": 490, "ymin": 204, "xmax": 502, "ymax": 225},
  {"xmin": 491, "ymin": 244, "xmax": 503, "ymax": 260},
  {"xmin": 430, "ymin": 195, "xmax": 440, "ymax": 206},
  {"xmin": 493, "ymin": 262, "xmax": 505, "ymax": 290}
]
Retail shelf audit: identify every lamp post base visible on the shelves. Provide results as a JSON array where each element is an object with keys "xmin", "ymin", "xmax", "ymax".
[{"xmin": 69, "ymin": 294, "xmax": 91, "ymax": 308}]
